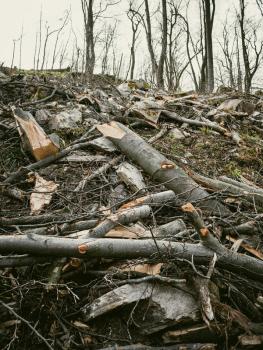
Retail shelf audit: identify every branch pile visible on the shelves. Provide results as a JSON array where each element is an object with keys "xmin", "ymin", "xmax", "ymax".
[{"xmin": 1, "ymin": 72, "xmax": 263, "ymax": 349}]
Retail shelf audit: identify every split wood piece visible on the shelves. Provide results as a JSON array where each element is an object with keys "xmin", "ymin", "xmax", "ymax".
[
  {"xmin": 86, "ymin": 205, "xmax": 151, "ymax": 238},
  {"xmin": 116, "ymin": 161, "xmax": 146, "ymax": 193},
  {"xmin": 120, "ymin": 190, "xmax": 179, "ymax": 209},
  {"xmin": 97, "ymin": 121, "xmax": 229, "ymax": 216},
  {"xmin": 1, "ymin": 236, "xmax": 263, "ymax": 280},
  {"xmin": 81, "ymin": 282, "xmax": 199, "ymax": 334},
  {"xmin": 13, "ymin": 107, "xmax": 59, "ymax": 161},
  {"xmin": 161, "ymin": 110, "xmax": 228, "ymax": 135},
  {"xmin": 190, "ymin": 172, "xmax": 263, "ymax": 208},
  {"xmin": 74, "ymin": 155, "xmax": 122, "ymax": 192},
  {"xmin": 3, "ymin": 139, "xmax": 92, "ymax": 185}
]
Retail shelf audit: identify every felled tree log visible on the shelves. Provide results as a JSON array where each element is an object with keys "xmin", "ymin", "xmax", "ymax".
[
  {"xmin": 219, "ymin": 175, "xmax": 263, "ymax": 196},
  {"xmin": 223, "ymin": 219, "xmax": 263, "ymax": 236},
  {"xmin": 0, "ymin": 236, "xmax": 263, "ymax": 280},
  {"xmin": 104, "ymin": 219, "xmax": 187, "ymax": 239},
  {"xmin": 98, "ymin": 344, "xmax": 217, "ymax": 350},
  {"xmin": 189, "ymin": 172, "xmax": 263, "ymax": 208},
  {"xmin": 161, "ymin": 110, "xmax": 228, "ymax": 134},
  {"xmin": 88, "ymin": 205, "xmax": 151, "ymax": 238},
  {"xmin": 97, "ymin": 122, "xmax": 229, "ymax": 216},
  {"xmin": 13, "ymin": 107, "xmax": 59, "ymax": 160},
  {"xmin": 120, "ymin": 190, "xmax": 179, "ymax": 209}
]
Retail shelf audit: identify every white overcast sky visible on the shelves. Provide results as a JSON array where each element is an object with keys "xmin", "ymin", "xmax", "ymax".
[{"xmin": 0, "ymin": 0, "xmax": 261, "ymax": 88}]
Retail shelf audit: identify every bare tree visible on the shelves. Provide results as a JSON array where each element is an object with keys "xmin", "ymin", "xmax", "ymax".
[
  {"xmin": 81, "ymin": 0, "xmax": 95, "ymax": 79},
  {"xmin": 36, "ymin": 7, "xmax": 43, "ymax": 71},
  {"xmin": 217, "ymin": 20, "xmax": 236, "ymax": 88},
  {"xmin": 127, "ymin": 1, "xmax": 142, "ymax": 80},
  {"xmin": 203, "ymin": 0, "xmax": 215, "ymax": 92},
  {"xmin": 101, "ymin": 22, "xmax": 117, "ymax": 75},
  {"xmin": 238, "ymin": 0, "xmax": 263, "ymax": 93},
  {"xmin": 256, "ymin": 0, "xmax": 263, "ymax": 16},
  {"xmin": 144, "ymin": 0, "xmax": 158, "ymax": 82},
  {"xmin": 41, "ymin": 23, "xmax": 59, "ymax": 70},
  {"xmin": 11, "ymin": 37, "xmax": 20, "ymax": 70},
  {"xmin": 156, "ymin": 0, "xmax": 168, "ymax": 88},
  {"xmin": 51, "ymin": 11, "xmax": 70, "ymax": 69},
  {"xmin": 235, "ymin": 25, "xmax": 243, "ymax": 92},
  {"xmin": 19, "ymin": 25, "xmax": 24, "ymax": 70}
]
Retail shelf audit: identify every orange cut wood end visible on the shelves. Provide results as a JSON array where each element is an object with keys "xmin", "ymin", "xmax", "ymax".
[
  {"xmin": 78, "ymin": 244, "xmax": 88, "ymax": 254},
  {"xmin": 120, "ymin": 197, "xmax": 145, "ymax": 209},
  {"xmin": 160, "ymin": 161, "xmax": 175, "ymax": 170},
  {"xmin": 181, "ymin": 203, "xmax": 195, "ymax": 212},
  {"xmin": 200, "ymin": 227, "xmax": 209, "ymax": 237}
]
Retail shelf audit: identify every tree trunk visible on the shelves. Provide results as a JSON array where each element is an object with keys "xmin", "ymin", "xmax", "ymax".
[
  {"xmin": 239, "ymin": 0, "xmax": 250, "ymax": 93},
  {"xmin": 204, "ymin": 0, "xmax": 215, "ymax": 92},
  {"xmin": 157, "ymin": 0, "xmax": 168, "ymax": 88},
  {"xmin": 144, "ymin": 0, "xmax": 158, "ymax": 81}
]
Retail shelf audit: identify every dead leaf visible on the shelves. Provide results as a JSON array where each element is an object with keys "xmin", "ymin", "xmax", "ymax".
[
  {"xmin": 105, "ymin": 223, "xmax": 146, "ymax": 239},
  {"xmin": 227, "ymin": 235, "xmax": 263, "ymax": 260},
  {"xmin": 30, "ymin": 174, "xmax": 58, "ymax": 215},
  {"xmin": 120, "ymin": 263, "xmax": 163, "ymax": 275}
]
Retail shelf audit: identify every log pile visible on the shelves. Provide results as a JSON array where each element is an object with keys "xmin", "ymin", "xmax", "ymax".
[{"xmin": 1, "ymin": 72, "xmax": 263, "ymax": 349}]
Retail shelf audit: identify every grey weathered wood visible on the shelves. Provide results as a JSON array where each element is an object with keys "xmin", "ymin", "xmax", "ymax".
[
  {"xmin": 88, "ymin": 136, "xmax": 117, "ymax": 152},
  {"xmin": 116, "ymin": 161, "xmax": 146, "ymax": 193},
  {"xmin": 81, "ymin": 282, "xmax": 199, "ymax": 334}
]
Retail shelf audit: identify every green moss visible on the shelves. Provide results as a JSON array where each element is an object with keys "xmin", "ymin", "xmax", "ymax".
[{"xmin": 224, "ymin": 161, "xmax": 242, "ymax": 178}]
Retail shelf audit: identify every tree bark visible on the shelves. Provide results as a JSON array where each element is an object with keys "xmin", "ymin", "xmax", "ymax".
[
  {"xmin": 0, "ymin": 236, "xmax": 262, "ymax": 280},
  {"xmin": 157, "ymin": 0, "xmax": 168, "ymax": 88},
  {"xmin": 144, "ymin": 0, "xmax": 158, "ymax": 81},
  {"xmin": 203, "ymin": 0, "xmax": 215, "ymax": 92}
]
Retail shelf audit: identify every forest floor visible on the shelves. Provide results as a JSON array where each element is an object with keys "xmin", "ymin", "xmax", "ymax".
[{"xmin": 1, "ymin": 70, "xmax": 263, "ymax": 350}]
